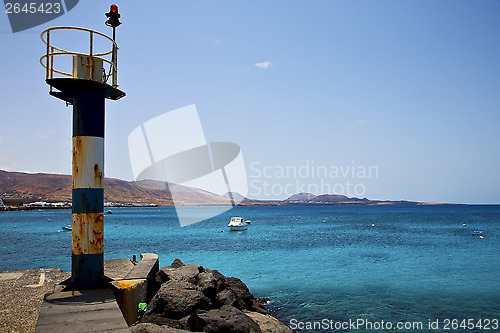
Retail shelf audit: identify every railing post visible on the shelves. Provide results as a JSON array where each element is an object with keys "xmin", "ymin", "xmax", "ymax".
[
  {"xmin": 89, "ymin": 31, "xmax": 93, "ymax": 56},
  {"xmin": 113, "ymin": 45, "xmax": 117, "ymax": 88},
  {"xmin": 50, "ymin": 47, "xmax": 54, "ymax": 80},
  {"xmin": 46, "ymin": 31, "xmax": 50, "ymax": 80}
]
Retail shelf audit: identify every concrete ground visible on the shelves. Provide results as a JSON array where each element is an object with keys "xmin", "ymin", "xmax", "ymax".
[{"xmin": 0, "ymin": 268, "xmax": 70, "ymax": 333}]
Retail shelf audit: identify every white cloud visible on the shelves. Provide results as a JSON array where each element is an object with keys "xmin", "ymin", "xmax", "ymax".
[
  {"xmin": 355, "ymin": 119, "xmax": 374, "ymax": 125},
  {"xmin": 214, "ymin": 40, "xmax": 221, "ymax": 46},
  {"xmin": 255, "ymin": 61, "xmax": 273, "ymax": 69},
  {"xmin": 0, "ymin": 136, "xmax": 2, "ymax": 145},
  {"xmin": 35, "ymin": 134, "xmax": 49, "ymax": 140},
  {"xmin": 34, "ymin": 131, "xmax": 49, "ymax": 140}
]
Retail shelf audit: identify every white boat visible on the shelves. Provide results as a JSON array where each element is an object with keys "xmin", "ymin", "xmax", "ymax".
[{"xmin": 228, "ymin": 217, "xmax": 248, "ymax": 231}]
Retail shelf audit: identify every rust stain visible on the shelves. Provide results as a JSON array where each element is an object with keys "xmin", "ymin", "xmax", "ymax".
[
  {"xmin": 71, "ymin": 213, "xmax": 104, "ymax": 255},
  {"xmin": 72, "ymin": 137, "xmax": 104, "ymax": 189},
  {"xmin": 94, "ymin": 163, "xmax": 103, "ymax": 188},
  {"xmin": 116, "ymin": 279, "xmax": 144, "ymax": 290},
  {"xmin": 72, "ymin": 137, "xmax": 83, "ymax": 189}
]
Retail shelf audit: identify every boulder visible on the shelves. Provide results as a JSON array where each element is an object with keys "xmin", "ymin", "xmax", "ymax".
[
  {"xmin": 244, "ymin": 311, "xmax": 294, "ymax": 333},
  {"xmin": 187, "ymin": 305, "xmax": 262, "ymax": 333},
  {"xmin": 216, "ymin": 277, "xmax": 254, "ymax": 311},
  {"xmin": 204, "ymin": 269, "xmax": 226, "ymax": 293},
  {"xmin": 146, "ymin": 280, "xmax": 212, "ymax": 319},
  {"xmin": 171, "ymin": 258, "xmax": 185, "ymax": 268},
  {"xmin": 139, "ymin": 314, "xmax": 186, "ymax": 330},
  {"xmin": 158, "ymin": 265, "xmax": 204, "ymax": 285}
]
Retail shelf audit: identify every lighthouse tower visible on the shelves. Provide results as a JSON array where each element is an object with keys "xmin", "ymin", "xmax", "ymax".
[{"xmin": 40, "ymin": 5, "xmax": 125, "ymax": 289}]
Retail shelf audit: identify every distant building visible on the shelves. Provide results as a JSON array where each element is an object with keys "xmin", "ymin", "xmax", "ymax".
[{"xmin": 23, "ymin": 201, "xmax": 71, "ymax": 208}]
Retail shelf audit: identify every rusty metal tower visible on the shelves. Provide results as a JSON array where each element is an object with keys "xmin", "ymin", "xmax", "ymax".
[{"xmin": 40, "ymin": 6, "xmax": 125, "ymax": 289}]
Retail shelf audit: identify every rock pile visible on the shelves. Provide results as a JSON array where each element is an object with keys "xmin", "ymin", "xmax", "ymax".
[{"xmin": 131, "ymin": 259, "xmax": 292, "ymax": 333}]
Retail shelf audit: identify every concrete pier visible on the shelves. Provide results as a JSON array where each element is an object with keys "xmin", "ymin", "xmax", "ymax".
[{"xmin": 0, "ymin": 254, "xmax": 159, "ymax": 333}]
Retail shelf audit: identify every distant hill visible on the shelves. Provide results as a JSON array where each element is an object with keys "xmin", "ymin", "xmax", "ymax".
[
  {"xmin": 286, "ymin": 193, "xmax": 318, "ymax": 201},
  {"xmin": 0, "ymin": 170, "xmax": 174, "ymax": 205},
  {"xmin": 311, "ymin": 194, "xmax": 370, "ymax": 203},
  {"xmin": 285, "ymin": 193, "xmax": 370, "ymax": 204}
]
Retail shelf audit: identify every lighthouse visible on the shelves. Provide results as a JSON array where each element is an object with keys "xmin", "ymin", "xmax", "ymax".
[{"xmin": 40, "ymin": 5, "xmax": 125, "ymax": 289}]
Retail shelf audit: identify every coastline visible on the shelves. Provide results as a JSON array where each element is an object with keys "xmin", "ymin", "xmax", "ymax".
[{"xmin": 1, "ymin": 201, "xmax": 461, "ymax": 212}]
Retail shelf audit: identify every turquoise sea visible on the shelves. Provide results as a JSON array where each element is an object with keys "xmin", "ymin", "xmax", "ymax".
[{"xmin": 1, "ymin": 205, "xmax": 499, "ymax": 332}]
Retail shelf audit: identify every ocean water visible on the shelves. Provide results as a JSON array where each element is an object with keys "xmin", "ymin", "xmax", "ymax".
[{"xmin": 1, "ymin": 205, "xmax": 499, "ymax": 332}]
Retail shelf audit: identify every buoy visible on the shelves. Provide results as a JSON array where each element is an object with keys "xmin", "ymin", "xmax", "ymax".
[
  {"xmin": 48, "ymin": 218, "xmax": 50, "ymax": 221},
  {"xmin": 321, "ymin": 232, "xmax": 323, "ymax": 234},
  {"xmin": 57, "ymin": 230, "xmax": 60, "ymax": 232},
  {"xmin": 463, "ymin": 223, "xmax": 466, "ymax": 227},
  {"xmin": 14, "ymin": 226, "xmax": 17, "ymax": 228},
  {"xmin": 372, "ymin": 224, "xmax": 375, "ymax": 228}
]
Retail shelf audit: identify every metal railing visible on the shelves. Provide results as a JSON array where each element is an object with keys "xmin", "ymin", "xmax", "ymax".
[{"xmin": 40, "ymin": 26, "xmax": 119, "ymax": 90}]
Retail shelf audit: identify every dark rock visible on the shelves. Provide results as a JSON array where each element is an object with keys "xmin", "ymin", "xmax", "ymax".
[
  {"xmin": 216, "ymin": 277, "xmax": 254, "ymax": 310},
  {"xmin": 140, "ymin": 314, "xmax": 175, "ymax": 326},
  {"xmin": 197, "ymin": 271, "xmax": 217, "ymax": 298},
  {"xmin": 146, "ymin": 280, "xmax": 212, "ymax": 319},
  {"xmin": 131, "ymin": 323, "xmax": 194, "ymax": 333},
  {"xmin": 178, "ymin": 315, "xmax": 192, "ymax": 330},
  {"xmin": 204, "ymin": 269, "xmax": 226, "ymax": 293},
  {"xmin": 250, "ymin": 299, "xmax": 269, "ymax": 315},
  {"xmin": 160, "ymin": 265, "xmax": 203, "ymax": 285},
  {"xmin": 188, "ymin": 305, "xmax": 262, "ymax": 333},
  {"xmin": 216, "ymin": 289, "xmax": 238, "ymax": 308},
  {"xmin": 156, "ymin": 270, "xmax": 168, "ymax": 286},
  {"xmin": 139, "ymin": 314, "xmax": 187, "ymax": 330},
  {"xmin": 171, "ymin": 258, "xmax": 185, "ymax": 268}
]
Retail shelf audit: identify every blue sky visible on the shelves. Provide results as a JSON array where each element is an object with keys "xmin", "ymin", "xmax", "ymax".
[{"xmin": 1, "ymin": 0, "xmax": 500, "ymax": 203}]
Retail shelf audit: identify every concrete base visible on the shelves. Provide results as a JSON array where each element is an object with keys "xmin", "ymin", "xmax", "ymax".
[{"xmin": 35, "ymin": 288, "xmax": 129, "ymax": 332}]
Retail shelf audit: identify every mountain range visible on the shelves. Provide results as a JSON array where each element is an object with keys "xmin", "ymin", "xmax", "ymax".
[{"xmin": 0, "ymin": 170, "xmax": 419, "ymax": 206}]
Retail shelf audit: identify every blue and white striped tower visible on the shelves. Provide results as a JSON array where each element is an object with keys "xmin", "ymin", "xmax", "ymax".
[{"xmin": 41, "ymin": 25, "xmax": 125, "ymax": 289}]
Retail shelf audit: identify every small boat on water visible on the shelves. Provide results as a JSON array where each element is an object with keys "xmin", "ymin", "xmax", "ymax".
[
  {"xmin": 228, "ymin": 217, "xmax": 250, "ymax": 231},
  {"xmin": 62, "ymin": 225, "xmax": 72, "ymax": 231},
  {"xmin": 472, "ymin": 230, "xmax": 483, "ymax": 237}
]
